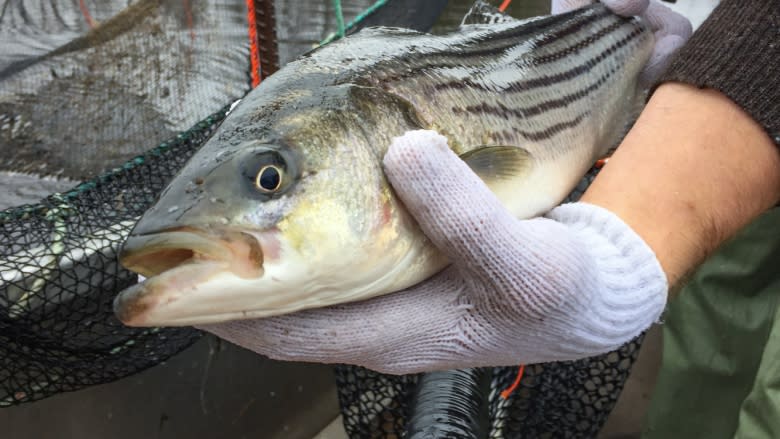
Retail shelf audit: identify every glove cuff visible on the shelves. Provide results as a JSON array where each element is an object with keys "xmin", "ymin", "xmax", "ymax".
[{"xmin": 545, "ymin": 202, "xmax": 668, "ymax": 355}]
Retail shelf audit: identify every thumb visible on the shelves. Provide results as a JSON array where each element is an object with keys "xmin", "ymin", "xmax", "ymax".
[
  {"xmin": 551, "ymin": 0, "xmax": 595, "ymax": 15},
  {"xmin": 639, "ymin": 33, "xmax": 686, "ymax": 86},
  {"xmin": 644, "ymin": 0, "xmax": 693, "ymax": 38},
  {"xmin": 383, "ymin": 130, "xmax": 524, "ymax": 272}
]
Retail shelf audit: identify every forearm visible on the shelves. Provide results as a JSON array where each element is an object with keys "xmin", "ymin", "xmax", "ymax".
[{"xmin": 581, "ymin": 83, "xmax": 780, "ymax": 290}]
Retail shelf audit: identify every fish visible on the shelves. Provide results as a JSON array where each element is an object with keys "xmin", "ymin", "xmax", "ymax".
[{"xmin": 113, "ymin": 3, "xmax": 654, "ymax": 326}]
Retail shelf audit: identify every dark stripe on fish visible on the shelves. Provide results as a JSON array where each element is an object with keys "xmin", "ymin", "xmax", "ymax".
[
  {"xmin": 498, "ymin": 112, "xmax": 588, "ymax": 142},
  {"xmin": 426, "ymin": 7, "xmax": 613, "ymax": 61},
  {"xmin": 532, "ymin": 20, "xmax": 624, "ymax": 65},
  {"xmin": 453, "ymin": 67, "xmax": 614, "ymax": 119},
  {"xmin": 433, "ymin": 26, "xmax": 645, "ymax": 93}
]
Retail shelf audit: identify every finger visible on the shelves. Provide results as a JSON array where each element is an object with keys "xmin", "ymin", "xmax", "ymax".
[
  {"xmin": 201, "ymin": 304, "xmax": 384, "ymax": 365},
  {"xmin": 643, "ymin": 0, "xmax": 692, "ymax": 38},
  {"xmin": 199, "ymin": 269, "xmax": 468, "ymax": 374},
  {"xmin": 383, "ymin": 130, "xmax": 528, "ymax": 272},
  {"xmin": 551, "ymin": 0, "xmax": 595, "ymax": 15},
  {"xmin": 639, "ymin": 34, "xmax": 686, "ymax": 86},
  {"xmin": 600, "ymin": 0, "xmax": 649, "ymax": 17}
]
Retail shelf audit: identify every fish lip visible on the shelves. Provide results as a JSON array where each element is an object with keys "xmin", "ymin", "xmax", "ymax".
[
  {"xmin": 113, "ymin": 281, "xmax": 155, "ymax": 326},
  {"xmin": 120, "ymin": 227, "xmax": 227, "ymax": 277},
  {"xmin": 119, "ymin": 226, "xmax": 264, "ymax": 280}
]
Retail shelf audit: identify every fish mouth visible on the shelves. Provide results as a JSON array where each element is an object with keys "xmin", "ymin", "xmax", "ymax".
[
  {"xmin": 115, "ymin": 227, "xmax": 265, "ymax": 326},
  {"xmin": 118, "ymin": 226, "xmax": 264, "ymax": 279}
]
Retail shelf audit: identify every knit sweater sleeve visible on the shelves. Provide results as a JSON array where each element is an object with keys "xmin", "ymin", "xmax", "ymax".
[{"xmin": 655, "ymin": 0, "xmax": 779, "ymax": 145}]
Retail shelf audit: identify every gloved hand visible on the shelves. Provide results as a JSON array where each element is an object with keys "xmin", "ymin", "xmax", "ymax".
[
  {"xmin": 552, "ymin": 0, "xmax": 693, "ymax": 85},
  {"xmin": 200, "ymin": 130, "xmax": 668, "ymax": 374}
]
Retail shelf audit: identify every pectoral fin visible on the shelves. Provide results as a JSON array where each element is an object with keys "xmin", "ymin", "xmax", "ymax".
[
  {"xmin": 460, "ymin": 145, "xmax": 538, "ymax": 218},
  {"xmin": 461, "ymin": 145, "xmax": 532, "ymax": 183}
]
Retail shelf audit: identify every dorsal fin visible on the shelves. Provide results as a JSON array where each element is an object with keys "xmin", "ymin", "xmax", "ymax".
[{"xmin": 461, "ymin": 0, "xmax": 516, "ymax": 26}]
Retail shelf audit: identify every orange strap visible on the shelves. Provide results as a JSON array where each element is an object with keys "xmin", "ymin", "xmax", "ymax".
[
  {"xmin": 498, "ymin": 0, "xmax": 512, "ymax": 12},
  {"xmin": 500, "ymin": 364, "xmax": 525, "ymax": 399},
  {"xmin": 246, "ymin": 0, "xmax": 262, "ymax": 88},
  {"xmin": 79, "ymin": 0, "xmax": 96, "ymax": 28}
]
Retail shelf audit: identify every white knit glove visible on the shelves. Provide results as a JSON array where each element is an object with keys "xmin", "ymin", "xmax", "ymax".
[
  {"xmin": 201, "ymin": 131, "xmax": 668, "ymax": 374},
  {"xmin": 552, "ymin": 0, "xmax": 692, "ymax": 85}
]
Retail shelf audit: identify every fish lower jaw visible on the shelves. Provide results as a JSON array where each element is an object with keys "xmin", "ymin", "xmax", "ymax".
[{"xmin": 114, "ymin": 260, "xmax": 238, "ymax": 326}]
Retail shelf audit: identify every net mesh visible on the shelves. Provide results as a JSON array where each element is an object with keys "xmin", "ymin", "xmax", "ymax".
[
  {"xmin": 0, "ymin": 0, "xmax": 254, "ymax": 181},
  {"xmin": 0, "ymin": 0, "xmax": 269, "ymax": 406},
  {"xmin": 334, "ymin": 338, "xmax": 644, "ymax": 438},
  {"xmin": 0, "ymin": 109, "xmax": 228, "ymax": 406}
]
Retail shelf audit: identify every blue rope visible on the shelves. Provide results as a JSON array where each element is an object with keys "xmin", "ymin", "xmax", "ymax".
[
  {"xmin": 333, "ymin": 0, "xmax": 346, "ymax": 38},
  {"xmin": 319, "ymin": 0, "xmax": 388, "ymax": 46}
]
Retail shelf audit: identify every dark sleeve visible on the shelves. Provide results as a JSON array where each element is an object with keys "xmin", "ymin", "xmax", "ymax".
[{"xmin": 654, "ymin": 0, "xmax": 779, "ymax": 145}]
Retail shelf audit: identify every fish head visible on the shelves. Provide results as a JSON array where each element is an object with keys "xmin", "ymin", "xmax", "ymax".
[{"xmin": 115, "ymin": 84, "xmax": 437, "ymax": 326}]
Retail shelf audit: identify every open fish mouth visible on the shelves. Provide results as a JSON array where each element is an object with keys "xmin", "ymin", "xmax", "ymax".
[
  {"xmin": 114, "ymin": 227, "xmax": 265, "ymax": 325},
  {"xmin": 119, "ymin": 227, "xmax": 265, "ymax": 279}
]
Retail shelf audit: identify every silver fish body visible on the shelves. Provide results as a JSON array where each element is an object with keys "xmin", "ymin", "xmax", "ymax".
[{"xmin": 114, "ymin": 4, "xmax": 653, "ymax": 326}]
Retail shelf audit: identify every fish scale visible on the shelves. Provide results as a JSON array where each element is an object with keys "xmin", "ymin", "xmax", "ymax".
[{"xmin": 113, "ymin": 3, "xmax": 654, "ymax": 326}]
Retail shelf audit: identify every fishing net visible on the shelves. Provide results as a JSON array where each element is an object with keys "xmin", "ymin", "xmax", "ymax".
[
  {"xmin": 0, "ymin": 0, "xmax": 287, "ymax": 406},
  {"xmin": 1, "ymin": 1, "xmax": 647, "ymax": 437},
  {"xmin": 0, "ymin": 108, "xmax": 227, "ymax": 406},
  {"xmin": 0, "ymin": 0, "xmax": 411, "ymax": 406},
  {"xmin": 0, "ymin": 0, "xmax": 262, "ymax": 181}
]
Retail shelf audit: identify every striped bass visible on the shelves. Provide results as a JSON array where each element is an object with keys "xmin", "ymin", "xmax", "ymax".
[{"xmin": 114, "ymin": 3, "xmax": 654, "ymax": 326}]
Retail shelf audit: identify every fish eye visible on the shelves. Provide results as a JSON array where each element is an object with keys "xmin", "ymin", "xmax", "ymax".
[
  {"xmin": 239, "ymin": 146, "xmax": 299, "ymax": 199},
  {"xmin": 256, "ymin": 165, "xmax": 283, "ymax": 192}
]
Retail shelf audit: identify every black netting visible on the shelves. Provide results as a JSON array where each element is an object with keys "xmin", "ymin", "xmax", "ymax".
[
  {"xmin": 336, "ymin": 365, "xmax": 419, "ymax": 437},
  {"xmin": 488, "ymin": 335, "xmax": 644, "ymax": 438},
  {"xmin": 0, "ymin": 0, "xmax": 278, "ymax": 407},
  {"xmin": 0, "ymin": 109, "xmax": 228, "ymax": 406},
  {"xmin": 334, "ymin": 336, "xmax": 644, "ymax": 439}
]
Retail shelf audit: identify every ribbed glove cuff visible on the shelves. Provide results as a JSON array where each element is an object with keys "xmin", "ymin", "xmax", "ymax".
[{"xmin": 544, "ymin": 202, "xmax": 668, "ymax": 356}]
